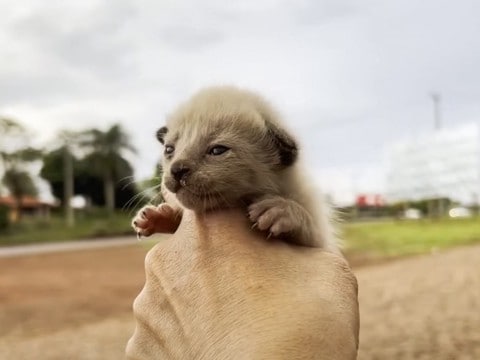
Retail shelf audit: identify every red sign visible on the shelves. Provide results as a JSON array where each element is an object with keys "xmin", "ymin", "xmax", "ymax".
[{"xmin": 356, "ymin": 194, "xmax": 385, "ymax": 207}]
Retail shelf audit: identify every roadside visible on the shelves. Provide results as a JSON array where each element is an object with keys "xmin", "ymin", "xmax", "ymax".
[
  {"xmin": 4, "ymin": 216, "xmax": 480, "ymax": 261},
  {"xmin": 0, "ymin": 245, "xmax": 147, "ymax": 339},
  {"xmin": 1, "ymin": 243, "xmax": 479, "ymax": 359},
  {"xmin": 357, "ymin": 244, "xmax": 480, "ymax": 359},
  {"xmin": 0, "ymin": 236, "xmax": 137, "ymax": 258},
  {"xmin": 0, "ymin": 212, "xmax": 133, "ymax": 246}
]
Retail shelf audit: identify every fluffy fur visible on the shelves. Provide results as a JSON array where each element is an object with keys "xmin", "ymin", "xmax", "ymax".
[{"xmin": 132, "ymin": 86, "xmax": 338, "ymax": 252}]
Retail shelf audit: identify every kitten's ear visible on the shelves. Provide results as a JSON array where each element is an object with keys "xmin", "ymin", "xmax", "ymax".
[
  {"xmin": 156, "ymin": 126, "xmax": 168, "ymax": 145},
  {"xmin": 265, "ymin": 122, "xmax": 298, "ymax": 167}
]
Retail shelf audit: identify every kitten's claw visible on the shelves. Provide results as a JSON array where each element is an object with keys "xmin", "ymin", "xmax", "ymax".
[
  {"xmin": 248, "ymin": 196, "xmax": 301, "ymax": 240},
  {"xmin": 136, "ymin": 232, "xmax": 142, "ymax": 241},
  {"xmin": 251, "ymin": 222, "xmax": 258, "ymax": 230}
]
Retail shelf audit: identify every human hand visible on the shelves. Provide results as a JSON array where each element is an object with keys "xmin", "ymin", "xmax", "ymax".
[{"xmin": 126, "ymin": 209, "xmax": 359, "ymax": 359}]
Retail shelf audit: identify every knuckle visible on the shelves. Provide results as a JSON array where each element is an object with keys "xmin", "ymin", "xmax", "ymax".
[{"xmin": 132, "ymin": 288, "xmax": 147, "ymax": 316}]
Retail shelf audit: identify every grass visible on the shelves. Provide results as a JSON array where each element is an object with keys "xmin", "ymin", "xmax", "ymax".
[
  {"xmin": 3, "ymin": 211, "xmax": 480, "ymax": 263},
  {"xmin": 343, "ymin": 217, "xmax": 480, "ymax": 261},
  {"xmin": 0, "ymin": 211, "xmax": 134, "ymax": 246}
]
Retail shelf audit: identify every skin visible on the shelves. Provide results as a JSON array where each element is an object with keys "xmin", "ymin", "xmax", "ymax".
[{"xmin": 126, "ymin": 209, "xmax": 359, "ymax": 360}]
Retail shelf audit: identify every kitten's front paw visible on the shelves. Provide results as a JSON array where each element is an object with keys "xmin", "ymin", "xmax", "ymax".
[
  {"xmin": 132, "ymin": 203, "xmax": 180, "ymax": 239},
  {"xmin": 248, "ymin": 196, "xmax": 300, "ymax": 238}
]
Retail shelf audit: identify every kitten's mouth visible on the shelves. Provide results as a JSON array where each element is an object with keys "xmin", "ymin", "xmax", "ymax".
[
  {"xmin": 166, "ymin": 178, "xmax": 221, "ymax": 199},
  {"xmin": 164, "ymin": 177, "xmax": 230, "ymax": 210},
  {"xmin": 175, "ymin": 187, "xmax": 227, "ymax": 211},
  {"xmin": 177, "ymin": 187, "xmax": 222, "ymax": 200},
  {"xmin": 165, "ymin": 179, "xmax": 186, "ymax": 194}
]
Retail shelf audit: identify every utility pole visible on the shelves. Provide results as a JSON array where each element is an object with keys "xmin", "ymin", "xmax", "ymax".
[
  {"xmin": 430, "ymin": 92, "xmax": 441, "ymax": 130},
  {"xmin": 60, "ymin": 131, "xmax": 75, "ymax": 228},
  {"xmin": 429, "ymin": 92, "xmax": 443, "ymax": 217},
  {"xmin": 63, "ymin": 145, "xmax": 75, "ymax": 227}
]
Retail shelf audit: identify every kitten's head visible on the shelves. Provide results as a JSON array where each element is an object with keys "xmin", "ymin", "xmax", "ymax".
[{"xmin": 157, "ymin": 86, "xmax": 298, "ymax": 212}]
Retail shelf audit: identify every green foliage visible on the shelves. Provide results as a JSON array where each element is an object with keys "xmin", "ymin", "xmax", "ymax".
[
  {"xmin": 0, "ymin": 117, "xmax": 42, "ymax": 208},
  {"xmin": 0, "ymin": 118, "xmax": 42, "ymax": 165},
  {"xmin": 40, "ymin": 147, "xmax": 137, "ymax": 209},
  {"xmin": 81, "ymin": 151, "xmax": 134, "ymax": 183},
  {"xmin": 40, "ymin": 147, "xmax": 66, "ymax": 183},
  {"xmin": 344, "ymin": 217, "xmax": 480, "ymax": 259},
  {"xmin": 78, "ymin": 124, "xmax": 136, "ymax": 178},
  {"xmin": 2, "ymin": 168, "xmax": 37, "ymax": 199},
  {"xmin": 0, "ymin": 211, "xmax": 133, "ymax": 246},
  {"xmin": 0, "ymin": 205, "xmax": 9, "ymax": 231},
  {"xmin": 1, "ymin": 147, "xmax": 43, "ymax": 165},
  {"xmin": 135, "ymin": 162, "xmax": 164, "ymax": 205},
  {"xmin": 0, "ymin": 117, "xmax": 25, "ymax": 134},
  {"xmin": 77, "ymin": 124, "xmax": 137, "ymax": 213}
]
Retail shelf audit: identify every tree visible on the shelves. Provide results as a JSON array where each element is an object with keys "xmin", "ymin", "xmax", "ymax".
[
  {"xmin": 40, "ymin": 147, "xmax": 69, "ymax": 201},
  {"xmin": 55, "ymin": 131, "xmax": 77, "ymax": 227},
  {"xmin": 136, "ymin": 162, "xmax": 164, "ymax": 205},
  {"xmin": 77, "ymin": 124, "xmax": 136, "ymax": 214},
  {"xmin": 40, "ymin": 136, "xmax": 76, "ymax": 226},
  {"xmin": 40, "ymin": 148, "xmax": 138, "ymax": 210},
  {"xmin": 2, "ymin": 169, "xmax": 37, "ymax": 218},
  {"xmin": 0, "ymin": 118, "xmax": 42, "ymax": 220}
]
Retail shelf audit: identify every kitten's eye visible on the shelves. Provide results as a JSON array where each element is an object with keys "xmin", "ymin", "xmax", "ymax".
[
  {"xmin": 209, "ymin": 145, "xmax": 230, "ymax": 156},
  {"xmin": 164, "ymin": 145, "xmax": 175, "ymax": 155}
]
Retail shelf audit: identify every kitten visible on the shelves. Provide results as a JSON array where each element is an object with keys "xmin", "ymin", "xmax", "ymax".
[{"xmin": 132, "ymin": 86, "xmax": 337, "ymax": 252}]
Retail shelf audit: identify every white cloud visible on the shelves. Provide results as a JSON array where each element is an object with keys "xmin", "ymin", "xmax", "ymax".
[{"xmin": 1, "ymin": 0, "xmax": 479, "ymax": 203}]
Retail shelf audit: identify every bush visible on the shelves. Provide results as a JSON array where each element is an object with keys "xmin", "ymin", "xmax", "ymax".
[{"xmin": 0, "ymin": 205, "xmax": 10, "ymax": 231}]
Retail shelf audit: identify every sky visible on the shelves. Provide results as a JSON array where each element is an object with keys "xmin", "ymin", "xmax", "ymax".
[{"xmin": 1, "ymin": 0, "xmax": 479, "ymax": 205}]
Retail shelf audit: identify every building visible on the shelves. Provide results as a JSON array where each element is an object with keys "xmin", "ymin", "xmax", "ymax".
[
  {"xmin": 0, "ymin": 196, "xmax": 55, "ymax": 222},
  {"xmin": 386, "ymin": 123, "xmax": 480, "ymax": 205}
]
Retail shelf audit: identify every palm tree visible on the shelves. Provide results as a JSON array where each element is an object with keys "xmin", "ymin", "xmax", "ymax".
[
  {"xmin": 78, "ymin": 124, "xmax": 136, "ymax": 214},
  {"xmin": 2, "ymin": 169, "xmax": 37, "ymax": 220},
  {"xmin": 54, "ymin": 131, "xmax": 77, "ymax": 227},
  {"xmin": 0, "ymin": 118, "xmax": 43, "ymax": 220},
  {"xmin": 0, "ymin": 117, "xmax": 23, "ymax": 134}
]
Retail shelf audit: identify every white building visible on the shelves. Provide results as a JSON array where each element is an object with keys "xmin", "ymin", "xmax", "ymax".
[{"xmin": 386, "ymin": 123, "xmax": 480, "ymax": 205}]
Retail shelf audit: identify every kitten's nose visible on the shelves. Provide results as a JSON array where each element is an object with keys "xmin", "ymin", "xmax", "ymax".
[{"xmin": 171, "ymin": 162, "xmax": 191, "ymax": 182}]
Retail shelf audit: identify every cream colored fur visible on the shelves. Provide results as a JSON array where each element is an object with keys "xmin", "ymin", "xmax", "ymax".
[{"xmin": 132, "ymin": 86, "xmax": 338, "ymax": 252}]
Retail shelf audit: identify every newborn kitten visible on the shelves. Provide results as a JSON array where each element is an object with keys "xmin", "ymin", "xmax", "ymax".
[{"xmin": 132, "ymin": 86, "xmax": 338, "ymax": 252}]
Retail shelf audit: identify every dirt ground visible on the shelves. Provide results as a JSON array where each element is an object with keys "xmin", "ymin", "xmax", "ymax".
[
  {"xmin": 0, "ymin": 243, "xmax": 479, "ymax": 359},
  {"xmin": 0, "ymin": 245, "xmax": 146, "ymax": 360},
  {"xmin": 357, "ymin": 245, "xmax": 480, "ymax": 360}
]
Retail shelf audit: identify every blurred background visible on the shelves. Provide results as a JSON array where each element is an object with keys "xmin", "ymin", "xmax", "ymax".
[{"xmin": 1, "ymin": 1, "xmax": 479, "ymax": 359}]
